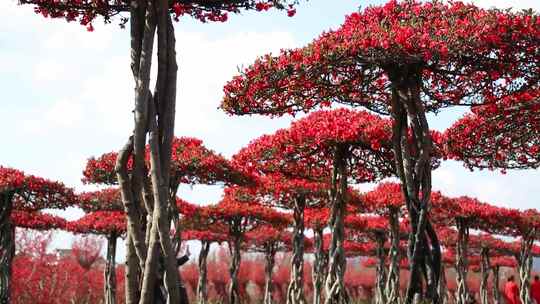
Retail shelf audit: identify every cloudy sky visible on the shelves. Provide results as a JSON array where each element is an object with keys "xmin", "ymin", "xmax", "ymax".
[{"xmin": 1, "ymin": 0, "xmax": 539, "ymax": 257}]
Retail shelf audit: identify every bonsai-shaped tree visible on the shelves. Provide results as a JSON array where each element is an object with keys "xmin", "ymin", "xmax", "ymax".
[
  {"xmin": 220, "ymin": 2, "xmax": 538, "ymax": 301},
  {"xmin": 0, "ymin": 166, "xmax": 75, "ymax": 302},
  {"xmin": 16, "ymin": 0, "xmax": 301, "ymax": 300}
]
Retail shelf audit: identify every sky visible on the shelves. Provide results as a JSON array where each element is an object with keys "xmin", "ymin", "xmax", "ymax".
[{"xmin": 1, "ymin": 0, "xmax": 539, "ymax": 259}]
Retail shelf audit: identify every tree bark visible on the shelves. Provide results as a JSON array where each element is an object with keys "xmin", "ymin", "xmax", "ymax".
[
  {"xmin": 479, "ymin": 248, "xmax": 490, "ymax": 304},
  {"xmin": 492, "ymin": 266, "xmax": 501, "ymax": 304},
  {"xmin": 313, "ymin": 228, "xmax": 327, "ymax": 304},
  {"xmin": 517, "ymin": 230, "xmax": 535, "ymax": 304},
  {"xmin": 455, "ymin": 218, "xmax": 470, "ymax": 304},
  {"xmin": 375, "ymin": 233, "xmax": 388, "ymax": 304},
  {"xmin": 386, "ymin": 208, "xmax": 401, "ymax": 304},
  {"xmin": 197, "ymin": 241, "xmax": 210, "ymax": 304},
  {"xmin": 105, "ymin": 233, "xmax": 118, "ymax": 304},
  {"xmin": 324, "ymin": 145, "xmax": 350, "ymax": 304},
  {"xmin": 288, "ymin": 195, "xmax": 306, "ymax": 304},
  {"xmin": 387, "ymin": 66, "xmax": 440, "ymax": 304},
  {"xmin": 0, "ymin": 192, "xmax": 14, "ymax": 304},
  {"xmin": 229, "ymin": 225, "xmax": 242, "ymax": 304},
  {"xmin": 264, "ymin": 243, "xmax": 277, "ymax": 304},
  {"xmin": 438, "ymin": 265, "xmax": 448, "ymax": 304}
]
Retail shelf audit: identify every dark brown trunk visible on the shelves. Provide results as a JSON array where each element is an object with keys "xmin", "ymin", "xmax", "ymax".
[
  {"xmin": 479, "ymin": 248, "xmax": 489, "ymax": 304},
  {"xmin": 313, "ymin": 228, "xmax": 327, "ymax": 304},
  {"xmin": 0, "ymin": 192, "xmax": 14, "ymax": 304},
  {"xmin": 455, "ymin": 218, "xmax": 469, "ymax": 304},
  {"xmin": 228, "ymin": 223, "xmax": 242, "ymax": 304}
]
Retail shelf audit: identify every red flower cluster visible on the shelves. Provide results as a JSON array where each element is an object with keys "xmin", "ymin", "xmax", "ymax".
[
  {"xmin": 78, "ymin": 188, "xmax": 123, "ymax": 212},
  {"xmin": 11, "ymin": 211, "xmax": 67, "ymax": 230},
  {"xmin": 67, "ymin": 211, "xmax": 126, "ymax": 235}
]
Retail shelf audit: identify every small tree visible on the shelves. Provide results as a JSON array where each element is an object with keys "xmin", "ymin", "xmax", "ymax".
[{"xmin": 0, "ymin": 166, "xmax": 75, "ymax": 302}]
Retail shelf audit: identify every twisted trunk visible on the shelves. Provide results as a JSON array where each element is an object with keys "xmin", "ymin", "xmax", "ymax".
[
  {"xmin": 388, "ymin": 66, "xmax": 439, "ymax": 304},
  {"xmin": 105, "ymin": 233, "xmax": 118, "ymax": 304},
  {"xmin": 313, "ymin": 228, "xmax": 327, "ymax": 304},
  {"xmin": 517, "ymin": 230, "xmax": 535, "ymax": 304},
  {"xmin": 228, "ymin": 226, "xmax": 242, "ymax": 304},
  {"xmin": 264, "ymin": 243, "xmax": 277, "ymax": 304},
  {"xmin": 455, "ymin": 218, "xmax": 470, "ymax": 304},
  {"xmin": 386, "ymin": 208, "xmax": 401, "ymax": 304},
  {"xmin": 118, "ymin": 1, "xmax": 181, "ymax": 303},
  {"xmin": 288, "ymin": 195, "xmax": 306, "ymax": 304},
  {"xmin": 479, "ymin": 248, "xmax": 490, "ymax": 304},
  {"xmin": 324, "ymin": 145, "xmax": 350, "ymax": 304},
  {"xmin": 0, "ymin": 192, "xmax": 14, "ymax": 304},
  {"xmin": 197, "ymin": 241, "xmax": 210, "ymax": 304},
  {"xmin": 492, "ymin": 266, "xmax": 501, "ymax": 304},
  {"xmin": 375, "ymin": 234, "xmax": 388, "ymax": 304}
]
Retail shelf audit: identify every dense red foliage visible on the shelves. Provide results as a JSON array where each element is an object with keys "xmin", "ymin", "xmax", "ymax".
[
  {"xmin": 10, "ymin": 211, "xmax": 67, "ymax": 231},
  {"xmin": 445, "ymin": 89, "xmax": 540, "ymax": 171},
  {"xmin": 78, "ymin": 188, "xmax": 123, "ymax": 212},
  {"xmin": 0, "ymin": 166, "xmax": 76, "ymax": 211},
  {"xmin": 19, "ymin": 0, "xmax": 299, "ymax": 30},
  {"xmin": 83, "ymin": 137, "xmax": 249, "ymax": 186},
  {"xmin": 221, "ymin": 1, "xmax": 538, "ymax": 116},
  {"xmin": 67, "ymin": 211, "xmax": 126, "ymax": 235}
]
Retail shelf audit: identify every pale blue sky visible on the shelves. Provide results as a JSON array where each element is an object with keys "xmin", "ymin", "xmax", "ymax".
[{"xmin": 1, "ymin": 0, "xmax": 539, "ymax": 258}]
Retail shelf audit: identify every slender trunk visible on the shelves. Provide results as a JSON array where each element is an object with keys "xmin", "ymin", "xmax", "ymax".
[
  {"xmin": 492, "ymin": 266, "xmax": 501, "ymax": 304},
  {"xmin": 375, "ymin": 234, "xmax": 388, "ymax": 304},
  {"xmin": 264, "ymin": 243, "xmax": 277, "ymax": 304},
  {"xmin": 324, "ymin": 145, "xmax": 350, "ymax": 304},
  {"xmin": 517, "ymin": 230, "xmax": 535, "ymax": 304},
  {"xmin": 105, "ymin": 233, "xmax": 118, "ymax": 304},
  {"xmin": 197, "ymin": 241, "xmax": 210, "ymax": 304},
  {"xmin": 0, "ymin": 192, "xmax": 14, "ymax": 304},
  {"xmin": 438, "ymin": 265, "xmax": 448, "ymax": 304},
  {"xmin": 229, "ymin": 228, "xmax": 242, "ymax": 304},
  {"xmin": 125, "ymin": 236, "xmax": 141, "ymax": 304},
  {"xmin": 386, "ymin": 208, "xmax": 401, "ymax": 304},
  {"xmin": 455, "ymin": 218, "xmax": 469, "ymax": 304},
  {"xmin": 388, "ymin": 67, "xmax": 438, "ymax": 304},
  {"xmin": 313, "ymin": 228, "xmax": 327, "ymax": 304},
  {"xmin": 479, "ymin": 248, "xmax": 489, "ymax": 304},
  {"xmin": 288, "ymin": 195, "xmax": 306, "ymax": 304}
]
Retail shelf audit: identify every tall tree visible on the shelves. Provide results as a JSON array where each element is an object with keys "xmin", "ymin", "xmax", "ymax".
[
  {"xmin": 17, "ymin": 1, "xmax": 300, "ymax": 302},
  {"xmin": 220, "ymin": 2, "xmax": 538, "ymax": 302}
]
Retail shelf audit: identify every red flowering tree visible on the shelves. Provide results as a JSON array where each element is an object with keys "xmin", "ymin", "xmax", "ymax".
[
  {"xmin": 220, "ymin": 1, "xmax": 538, "ymax": 302},
  {"xmin": 201, "ymin": 194, "xmax": 290, "ymax": 304},
  {"xmin": 16, "ymin": 0, "xmax": 300, "ymax": 300},
  {"xmin": 82, "ymin": 136, "xmax": 252, "ymax": 303},
  {"xmin": 245, "ymin": 225, "xmax": 292, "ymax": 304},
  {"xmin": 0, "ymin": 166, "xmax": 75, "ymax": 302},
  {"xmin": 234, "ymin": 108, "xmax": 395, "ymax": 303},
  {"xmin": 68, "ymin": 211, "xmax": 126, "ymax": 304}
]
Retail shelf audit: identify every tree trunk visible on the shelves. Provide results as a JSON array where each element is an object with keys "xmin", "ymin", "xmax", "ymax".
[
  {"xmin": 517, "ymin": 230, "xmax": 535, "ymax": 304},
  {"xmin": 387, "ymin": 67, "xmax": 439, "ymax": 304},
  {"xmin": 386, "ymin": 208, "xmax": 401, "ymax": 304},
  {"xmin": 197, "ymin": 241, "xmax": 210, "ymax": 304},
  {"xmin": 117, "ymin": 0, "xmax": 182, "ymax": 303},
  {"xmin": 105, "ymin": 233, "xmax": 118, "ymax": 304},
  {"xmin": 324, "ymin": 145, "xmax": 350, "ymax": 304},
  {"xmin": 264, "ymin": 243, "xmax": 277, "ymax": 304},
  {"xmin": 229, "ymin": 228, "xmax": 242, "ymax": 304},
  {"xmin": 313, "ymin": 228, "xmax": 327, "ymax": 304},
  {"xmin": 455, "ymin": 218, "xmax": 469, "ymax": 304},
  {"xmin": 479, "ymin": 248, "xmax": 489, "ymax": 304},
  {"xmin": 438, "ymin": 265, "xmax": 448, "ymax": 304},
  {"xmin": 288, "ymin": 195, "xmax": 306, "ymax": 304},
  {"xmin": 0, "ymin": 192, "xmax": 14, "ymax": 304},
  {"xmin": 375, "ymin": 234, "xmax": 388, "ymax": 304},
  {"xmin": 492, "ymin": 266, "xmax": 501, "ymax": 304}
]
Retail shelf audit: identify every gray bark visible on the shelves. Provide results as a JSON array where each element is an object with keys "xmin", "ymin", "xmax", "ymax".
[
  {"xmin": 228, "ymin": 225, "xmax": 242, "ymax": 304},
  {"xmin": 386, "ymin": 208, "xmax": 401, "ymax": 304},
  {"xmin": 197, "ymin": 241, "xmax": 210, "ymax": 304},
  {"xmin": 517, "ymin": 230, "xmax": 535, "ymax": 304},
  {"xmin": 264, "ymin": 243, "xmax": 277, "ymax": 304},
  {"xmin": 455, "ymin": 218, "xmax": 470, "ymax": 304},
  {"xmin": 492, "ymin": 266, "xmax": 501, "ymax": 304},
  {"xmin": 324, "ymin": 145, "xmax": 350, "ymax": 304},
  {"xmin": 287, "ymin": 195, "xmax": 306, "ymax": 304},
  {"xmin": 105, "ymin": 233, "xmax": 118, "ymax": 304},
  {"xmin": 375, "ymin": 234, "xmax": 387, "ymax": 304},
  {"xmin": 479, "ymin": 248, "xmax": 489, "ymax": 304},
  {"xmin": 313, "ymin": 228, "xmax": 327, "ymax": 304}
]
